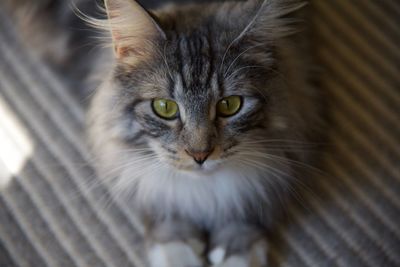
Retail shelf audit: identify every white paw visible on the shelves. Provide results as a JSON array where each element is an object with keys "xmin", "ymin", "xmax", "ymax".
[
  {"xmin": 208, "ymin": 247, "xmax": 226, "ymax": 265},
  {"xmin": 210, "ymin": 241, "xmax": 268, "ymax": 267},
  {"xmin": 148, "ymin": 241, "xmax": 203, "ymax": 267}
]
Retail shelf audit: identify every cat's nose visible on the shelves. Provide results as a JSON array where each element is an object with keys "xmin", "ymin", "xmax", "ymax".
[{"xmin": 185, "ymin": 149, "xmax": 213, "ymax": 165}]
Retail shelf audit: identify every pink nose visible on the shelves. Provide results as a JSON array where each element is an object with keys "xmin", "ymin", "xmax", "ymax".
[{"xmin": 185, "ymin": 149, "xmax": 213, "ymax": 165}]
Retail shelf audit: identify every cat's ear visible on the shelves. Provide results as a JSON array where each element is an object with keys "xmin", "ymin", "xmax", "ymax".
[{"xmin": 104, "ymin": 0, "xmax": 165, "ymax": 60}]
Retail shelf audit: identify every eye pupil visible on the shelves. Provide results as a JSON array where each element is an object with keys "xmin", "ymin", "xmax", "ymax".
[
  {"xmin": 152, "ymin": 99, "xmax": 179, "ymax": 120},
  {"xmin": 217, "ymin": 96, "xmax": 242, "ymax": 117},
  {"xmin": 226, "ymin": 100, "xmax": 230, "ymax": 109}
]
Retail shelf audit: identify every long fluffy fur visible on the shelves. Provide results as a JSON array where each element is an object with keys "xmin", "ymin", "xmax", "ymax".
[{"xmin": 88, "ymin": 0, "xmax": 321, "ymax": 228}]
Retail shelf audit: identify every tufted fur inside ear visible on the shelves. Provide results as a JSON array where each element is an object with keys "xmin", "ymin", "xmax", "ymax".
[{"xmin": 104, "ymin": 0, "xmax": 165, "ymax": 60}]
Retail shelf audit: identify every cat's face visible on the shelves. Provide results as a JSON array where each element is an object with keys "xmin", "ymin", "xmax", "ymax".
[
  {"xmin": 115, "ymin": 36, "xmax": 273, "ymax": 174},
  {"xmin": 88, "ymin": 0, "xmax": 320, "ymax": 224},
  {"xmin": 93, "ymin": 0, "xmax": 298, "ymax": 176}
]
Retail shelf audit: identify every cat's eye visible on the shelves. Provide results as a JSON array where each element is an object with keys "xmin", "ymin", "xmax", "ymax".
[
  {"xmin": 217, "ymin": 96, "xmax": 242, "ymax": 117},
  {"xmin": 152, "ymin": 98, "xmax": 179, "ymax": 119}
]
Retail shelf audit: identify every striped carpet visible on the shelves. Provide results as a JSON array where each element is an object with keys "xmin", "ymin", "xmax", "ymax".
[{"xmin": 0, "ymin": 1, "xmax": 399, "ymax": 267}]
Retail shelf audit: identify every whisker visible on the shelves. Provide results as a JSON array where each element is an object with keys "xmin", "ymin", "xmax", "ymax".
[
  {"xmin": 234, "ymin": 158, "xmax": 320, "ymax": 211},
  {"xmin": 240, "ymin": 139, "xmax": 327, "ymax": 146},
  {"xmin": 234, "ymin": 158, "xmax": 290, "ymax": 210},
  {"xmin": 237, "ymin": 151, "xmax": 327, "ymax": 176},
  {"xmin": 219, "ymin": 0, "xmax": 269, "ymax": 72},
  {"xmin": 76, "ymin": 155, "xmax": 160, "ymax": 195},
  {"xmin": 224, "ymin": 43, "xmax": 265, "ymax": 78},
  {"xmin": 98, "ymin": 161, "xmax": 164, "ymax": 207},
  {"xmin": 119, "ymin": 161, "xmax": 167, "ymax": 202},
  {"xmin": 242, "ymin": 146, "xmax": 321, "ymax": 153},
  {"xmin": 225, "ymin": 65, "xmax": 265, "ymax": 81}
]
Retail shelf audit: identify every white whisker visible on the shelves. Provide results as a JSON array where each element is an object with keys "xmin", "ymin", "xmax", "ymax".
[
  {"xmin": 237, "ymin": 150, "xmax": 327, "ymax": 176},
  {"xmin": 224, "ymin": 43, "xmax": 265, "ymax": 78},
  {"xmin": 219, "ymin": 0, "xmax": 269, "ymax": 73},
  {"xmin": 225, "ymin": 65, "xmax": 265, "ymax": 81}
]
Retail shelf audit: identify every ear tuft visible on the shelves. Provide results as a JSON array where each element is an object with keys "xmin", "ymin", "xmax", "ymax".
[{"xmin": 104, "ymin": 0, "xmax": 165, "ymax": 61}]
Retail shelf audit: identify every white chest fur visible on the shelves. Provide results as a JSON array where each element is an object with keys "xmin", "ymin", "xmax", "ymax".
[{"xmin": 120, "ymin": 162, "xmax": 270, "ymax": 227}]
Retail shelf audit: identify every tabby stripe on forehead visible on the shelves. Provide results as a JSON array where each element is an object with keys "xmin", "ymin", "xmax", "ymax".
[
  {"xmin": 177, "ymin": 37, "xmax": 188, "ymax": 90},
  {"xmin": 167, "ymin": 69, "xmax": 175, "ymax": 98},
  {"xmin": 202, "ymin": 34, "xmax": 216, "ymax": 91},
  {"xmin": 178, "ymin": 34, "xmax": 215, "ymax": 92},
  {"xmin": 183, "ymin": 36, "xmax": 198, "ymax": 89},
  {"xmin": 194, "ymin": 35, "xmax": 210, "ymax": 87},
  {"xmin": 205, "ymin": 30, "xmax": 216, "ymax": 91},
  {"xmin": 198, "ymin": 35, "xmax": 214, "ymax": 89}
]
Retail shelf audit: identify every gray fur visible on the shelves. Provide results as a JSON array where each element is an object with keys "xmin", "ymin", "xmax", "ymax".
[{"xmin": 85, "ymin": 0, "xmax": 323, "ymax": 266}]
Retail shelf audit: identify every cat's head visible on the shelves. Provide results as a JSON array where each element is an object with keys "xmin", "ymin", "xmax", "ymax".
[{"xmin": 88, "ymin": 0, "xmax": 311, "ymax": 179}]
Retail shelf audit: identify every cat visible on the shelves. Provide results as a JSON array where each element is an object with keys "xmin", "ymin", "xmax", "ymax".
[
  {"xmin": 86, "ymin": 0, "xmax": 324, "ymax": 266},
  {"xmin": 10, "ymin": 0, "xmax": 324, "ymax": 266}
]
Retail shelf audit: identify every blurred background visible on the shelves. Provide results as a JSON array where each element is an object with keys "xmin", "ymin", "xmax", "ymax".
[{"xmin": 0, "ymin": 1, "xmax": 399, "ymax": 267}]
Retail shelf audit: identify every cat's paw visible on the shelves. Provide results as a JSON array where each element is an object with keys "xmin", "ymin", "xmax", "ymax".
[
  {"xmin": 148, "ymin": 240, "xmax": 204, "ymax": 267},
  {"xmin": 208, "ymin": 240, "xmax": 268, "ymax": 267}
]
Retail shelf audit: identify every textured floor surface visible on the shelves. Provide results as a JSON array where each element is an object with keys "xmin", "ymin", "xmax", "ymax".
[{"xmin": 0, "ymin": 1, "xmax": 399, "ymax": 267}]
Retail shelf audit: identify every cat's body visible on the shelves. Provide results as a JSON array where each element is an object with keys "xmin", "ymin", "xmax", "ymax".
[
  {"xmin": 12, "ymin": 0, "xmax": 325, "ymax": 266},
  {"xmin": 87, "ymin": 1, "xmax": 323, "ymax": 266},
  {"xmin": 91, "ymin": 2, "xmax": 314, "ymax": 225}
]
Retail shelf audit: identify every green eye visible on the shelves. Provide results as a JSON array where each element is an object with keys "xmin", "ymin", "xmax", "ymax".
[
  {"xmin": 152, "ymin": 98, "xmax": 179, "ymax": 119},
  {"xmin": 217, "ymin": 96, "xmax": 242, "ymax": 117}
]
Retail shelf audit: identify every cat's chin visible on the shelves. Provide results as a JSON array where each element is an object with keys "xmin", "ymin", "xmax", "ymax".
[
  {"xmin": 183, "ymin": 168, "xmax": 220, "ymax": 177},
  {"xmin": 171, "ymin": 161, "xmax": 223, "ymax": 177}
]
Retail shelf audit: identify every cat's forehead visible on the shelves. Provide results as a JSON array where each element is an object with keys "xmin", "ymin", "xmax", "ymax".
[
  {"xmin": 166, "ymin": 33, "xmax": 220, "ymax": 99},
  {"xmin": 118, "ymin": 30, "xmax": 260, "ymax": 101}
]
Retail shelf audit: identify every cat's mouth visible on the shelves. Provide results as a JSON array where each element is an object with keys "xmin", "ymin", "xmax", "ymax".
[
  {"xmin": 157, "ymin": 146, "xmax": 225, "ymax": 175},
  {"xmin": 168, "ymin": 159, "xmax": 223, "ymax": 176}
]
